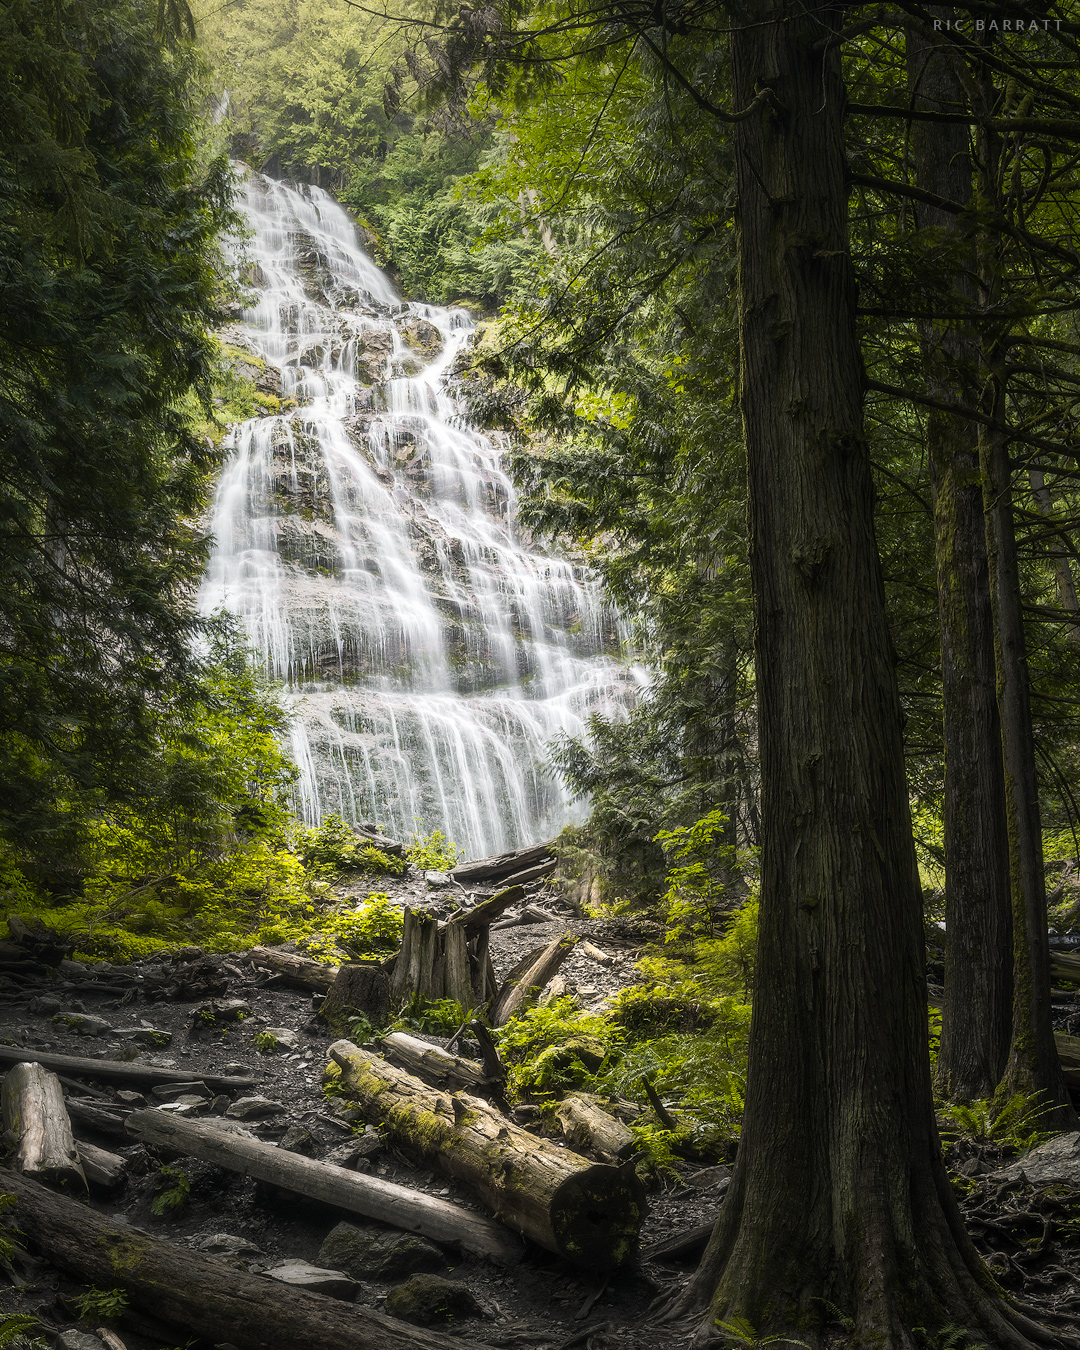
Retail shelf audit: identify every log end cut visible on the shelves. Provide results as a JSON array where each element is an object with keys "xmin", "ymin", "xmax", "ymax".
[{"xmin": 549, "ymin": 1163, "xmax": 646, "ymax": 1271}]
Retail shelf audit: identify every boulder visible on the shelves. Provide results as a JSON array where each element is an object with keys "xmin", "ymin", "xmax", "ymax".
[
  {"xmin": 224, "ymin": 1096, "xmax": 287, "ymax": 1121},
  {"xmin": 317, "ymin": 1221, "xmax": 445, "ymax": 1281},
  {"xmin": 264, "ymin": 1259, "xmax": 358, "ymax": 1301},
  {"xmin": 52, "ymin": 1010, "xmax": 112, "ymax": 1037},
  {"xmin": 384, "ymin": 1274, "xmax": 483, "ymax": 1326},
  {"xmin": 989, "ymin": 1131, "xmax": 1080, "ymax": 1188}
]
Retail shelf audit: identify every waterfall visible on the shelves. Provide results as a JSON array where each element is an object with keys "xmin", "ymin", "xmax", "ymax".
[{"xmin": 201, "ymin": 169, "xmax": 643, "ymax": 859}]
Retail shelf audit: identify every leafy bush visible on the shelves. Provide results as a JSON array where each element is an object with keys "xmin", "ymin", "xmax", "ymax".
[
  {"xmin": 297, "ymin": 816, "xmax": 405, "ymax": 879},
  {"xmin": 405, "ymin": 829, "xmax": 461, "ymax": 872},
  {"xmin": 150, "ymin": 1166, "xmax": 191, "ymax": 1218},
  {"xmin": 76, "ymin": 1287, "xmax": 129, "ymax": 1321}
]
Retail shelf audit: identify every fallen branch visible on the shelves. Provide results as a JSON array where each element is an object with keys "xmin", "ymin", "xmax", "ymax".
[
  {"xmin": 124, "ymin": 1109, "xmax": 522, "ymax": 1264},
  {"xmin": 0, "ymin": 1045, "xmax": 256, "ymax": 1092},
  {"xmin": 0, "ymin": 1168, "xmax": 494, "ymax": 1350},
  {"xmin": 250, "ymin": 946, "xmax": 339, "ymax": 993},
  {"xmin": 330, "ymin": 1040, "xmax": 645, "ymax": 1270},
  {"xmin": 490, "ymin": 936, "xmax": 576, "ymax": 1027}
]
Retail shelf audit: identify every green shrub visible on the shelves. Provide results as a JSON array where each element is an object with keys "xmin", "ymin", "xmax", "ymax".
[
  {"xmin": 297, "ymin": 816, "xmax": 406, "ymax": 879},
  {"xmin": 76, "ymin": 1287, "xmax": 129, "ymax": 1321},
  {"xmin": 405, "ymin": 829, "xmax": 461, "ymax": 872}
]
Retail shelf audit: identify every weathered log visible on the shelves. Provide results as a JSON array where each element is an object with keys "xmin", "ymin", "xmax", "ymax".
[
  {"xmin": 320, "ymin": 961, "xmax": 390, "ymax": 1032},
  {"xmin": 78, "ymin": 1139, "xmax": 127, "ymax": 1189},
  {"xmin": 449, "ymin": 886, "xmax": 524, "ymax": 932},
  {"xmin": 496, "ymin": 860, "xmax": 558, "ymax": 890},
  {"xmin": 353, "ymin": 824, "xmax": 405, "ymax": 857},
  {"xmin": 551, "ymin": 1097, "xmax": 636, "ymax": 1162},
  {"xmin": 642, "ymin": 1221, "xmax": 715, "ymax": 1263},
  {"xmin": 449, "ymin": 843, "xmax": 555, "ymax": 886},
  {"xmin": 0, "ymin": 1168, "xmax": 494, "ymax": 1350},
  {"xmin": 1, "ymin": 1062, "xmax": 85, "ymax": 1186},
  {"xmin": 0, "ymin": 1044, "xmax": 256, "ymax": 1091},
  {"xmin": 1057, "ymin": 1030, "xmax": 1080, "ymax": 1069},
  {"xmin": 490, "ymin": 936, "xmax": 577, "ymax": 1028},
  {"xmin": 250, "ymin": 946, "xmax": 338, "ymax": 992},
  {"xmin": 124, "ymin": 1109, "xmax": 522, "ymax": 1264},
  {"xmin": 330, "ymin": 1040, "xmax": 645, "ymax": 1271},
  {"xmin": 65, "ymin": 1098, "xmax": 130, "ymax": 1138},
  {"xmin": 381, "ymin": 1032, "xmax": 490, "ymax": 1094},
  {"xmin": 1051, "ymin": 951, "xmax": 1080, "ymax": 984}
]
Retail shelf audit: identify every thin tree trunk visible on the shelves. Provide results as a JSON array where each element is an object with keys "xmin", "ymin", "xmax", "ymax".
[
  {"xmin": 974, "ymin": 102, "xmax": 1076, "ymax": 1128},
  {"xmin": 1027, "ymin": 466, "xmax": 1080, "ymax": 649},
  {"xmin": 666, "ymin": 6, "xmax": 1066, "ymax": 1345},
  {"xmin": 908, "ymin": 13, "xmax": 1013, "ymax": 1101}
]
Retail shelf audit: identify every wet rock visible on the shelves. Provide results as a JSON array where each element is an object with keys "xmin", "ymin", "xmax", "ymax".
[
  {"xmin": 989, "ymin": 1131, "xmax": 1080, "ymax": 1187},
  {"xmin": 318, "ymin": 1222, "xmax": 445, "ymax": 1281},
  {"xmin": 28, "ymin": 995, "xmax": 62, "ymax": 1015},
  {"xmin": 265, "ymin": 1259, "xmax": 358, "ymax": 1300},
  {"xmin": 191, "ymin": 999, "xmax": 252, "ymax": 1034},
  {"xmin": 255, "ymin": 1026, "xmax": 299, "ymax": 1053},
  {"xmin": 225, "ymin": 1096, "xmax": 287, "ymax": 1121},
  {"xmin": 384, "ymin": 1274, "xmax": 483, "ymax": 1326},
  {"xmin": 52, "ymin": 1010, "xmax": 112, "ymax": 1037},
  {"xmin": 279, "ymin": 1123, "xmax": 315, "ymax": 1154},
  {"xmin": 58, "ymin": 1332, "xmax": 108, "ymax": 1350}
]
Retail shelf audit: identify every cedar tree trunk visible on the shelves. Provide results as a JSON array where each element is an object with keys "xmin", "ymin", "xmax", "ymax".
[
  {"xmin": 667, "ymin": 5, "xmax": 1070, "ymax": 1345},
  {"xmin": 908, "ymin": 14, "xmax": 1013, "ymax": 1101}
]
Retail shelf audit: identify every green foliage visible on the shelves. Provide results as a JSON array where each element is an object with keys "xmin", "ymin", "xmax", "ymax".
[
  {"xmin": 393, "ymin": 997, "xmax": 469, "ymax": 1035},
  {"xmin": 252, "ymin": 1030, "xmax": 280, "ymax": 1053},
  {"xmin": 937, "ymin": 1093, "xmax": 1058, "ymax": 1155},
  {"xmin": 150, "ymin": 1166, "xmax": 191, "ymax": 1217},
  {"xmin": 405, "ymin": 829, "xmax": 462, "ymax": 872},
  {"xmin": 715, "ymin": 1319, "xmax": 809, "ymax": 1350},
  {"xmin": 0, "ymin": 1194, "xmax": 23, "ymax": 1267},
  {"xmin": 0, "ymin": 0, "xmax": 236, "ymax": 862},
  {"xmin": 657, "ymin": 810, "xmax": 752, "ymax": 940},
  {"xmin": 0, "ymin": 1316, "xmax": 48, "ymax": 1350},
  {"xmin": 76, "ymin": 1287, "xmax": 129, "ymax": 1321},
  {"xmin": 298, "ymin": 816, "xmax": 406, "ymax": 879}
]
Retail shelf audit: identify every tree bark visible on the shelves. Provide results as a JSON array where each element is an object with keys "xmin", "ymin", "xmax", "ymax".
[
  {"xmin": 1, "ymin": 1062, "xmax": 85, "ymax": 1187},
  {"xmin": 908, "ymin": 14, "xmax": 1013, "ymax": 1103},
  {"xmin": 330, "ymin": 1039, "xmax": 645, "ymax": 1271},
  {"xmin": 666, "ymin": 6, "xmax": 1066, "ymax": 1345},
  {"xmin": 124, "ymin": 1109, "xmax": 522, "ymax": 1264},
  {"xmin": 0, "ymin": 1167, "xmax": 494, "ymax": 1350}
]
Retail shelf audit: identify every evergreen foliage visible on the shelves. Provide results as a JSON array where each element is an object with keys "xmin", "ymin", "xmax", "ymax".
[{"xmin": 0, "ymin": 0, "xmax": 235, "ymax": 866}]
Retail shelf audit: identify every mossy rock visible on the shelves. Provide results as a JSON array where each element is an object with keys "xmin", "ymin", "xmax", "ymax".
[
  {"xmin": 383, "ymin": 1274, "xmax": 482, "ymax": 1326},
  {"xmin": 317, "ymin": 1221, "xmax": 445, "ymax": 1280}
]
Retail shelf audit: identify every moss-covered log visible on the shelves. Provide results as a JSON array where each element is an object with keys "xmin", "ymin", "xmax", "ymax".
[
  {"xmin": 329, "ymin": 1040, "xmax": 645, "ymax": 1271},
  {"xmin": 0, "ymin": 1168, "xmax": 493, "ymax": 1350}
]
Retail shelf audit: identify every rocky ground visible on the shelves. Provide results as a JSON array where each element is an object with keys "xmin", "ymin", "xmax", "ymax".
[{"xmin": 2, "ymin": 868, "xmax": 1080, "ymax": 1350}]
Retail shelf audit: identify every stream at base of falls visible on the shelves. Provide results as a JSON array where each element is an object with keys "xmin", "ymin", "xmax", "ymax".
[{"xmin": 199, "ymin": 167, "xmax": 644, "ymax": 859}]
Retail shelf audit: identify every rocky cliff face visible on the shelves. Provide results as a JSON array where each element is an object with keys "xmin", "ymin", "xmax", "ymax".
[{"xmin": 201, "ymin": 169, "xmax": 643, "ymax": 858}]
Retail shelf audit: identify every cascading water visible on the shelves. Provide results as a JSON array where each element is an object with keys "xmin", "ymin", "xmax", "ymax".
[{"xmin": 201, "ymin": 169, "xmax": 643, "ymax": 858}]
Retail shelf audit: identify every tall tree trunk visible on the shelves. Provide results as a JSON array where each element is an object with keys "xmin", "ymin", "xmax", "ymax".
[
  {"xmin": 908, "ymin": 15, "xmax": 1013, "ymax": 1101},
  {"xmin": 975, "ymin": 99, "xmax": 1076, "ymax": 1129},
  {"xmin": 666, "ymin": 5, "xmax": 1064, "ymax": 1344}
]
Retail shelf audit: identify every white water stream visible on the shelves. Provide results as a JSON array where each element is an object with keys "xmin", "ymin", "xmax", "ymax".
[{"xmin": 201, "ymin": 169, "xmax": 642, "ymax": 858}]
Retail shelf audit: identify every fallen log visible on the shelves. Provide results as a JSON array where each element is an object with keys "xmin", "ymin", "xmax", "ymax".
[
  {"xmin": 1051, "ymin": 951, "xmax": 1080, "ymax": 984},
  {"xmin": 448, "ymin": 886, "xmax": 524, "ymax": 932},
  {"xmin": 490, "ymin": 936, "xmax": 576, "ymax": 1028},
  {"xmin": 66, "ymin": 1099, "xmax": 130, "ymax": 1139},
  {"xmin": 497, "ymin": 861, "xmax": 558, "ymax": 890},
  {"xmin": 1, "ymin": 1063, "xmax": 85, "ymax": 1186},
  {"xmin": 0, "ymin": 1044, "xmax": 256, "ymax": 1091},
  {"xmin": 381, "ymin": 1032, "xmax": 490, "ymax": 1094},
  {"xmin": 449, "ymin": 843, "xmax": 555, "ymax": 886},
  {"xmin": 124, "ymin": 1109, "xmax": 522, "ymax": 1264},
  {"xmin": 551, "ymin": 1098, "xmax": 636, "ymax": 1162},
  {"xmin": 642, "ymin": 1221, "xmax": 715, "ymax": 1263},
  {"xmin": 250, "ymin": 946, "xmax": 338, "ymax": 993},
  {"xmin": 353, "ymin": 824, "xmax": 405, "ymax": 858},
  {"xmin": 0, "ymin": 1168, "xmax": 494, "ymax": 1350},
  {"xmin": 78, "ymin": 1139, "xmax": 127, "ymax": 1189},
  {"xmin": 330, "ymin": 1040, "xmax": 645, "ymax": 1271}
]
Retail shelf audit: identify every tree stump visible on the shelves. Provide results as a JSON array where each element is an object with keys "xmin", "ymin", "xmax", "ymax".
[
  {"xmin": 1, "ymin": 1062, "xmax": 85, "ymax": 1186},
  {"xmin": 321, "ymin": 962, "xmax": 390, "ymax": 1033}
]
